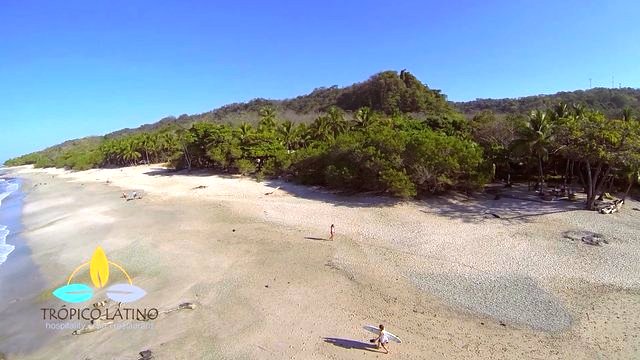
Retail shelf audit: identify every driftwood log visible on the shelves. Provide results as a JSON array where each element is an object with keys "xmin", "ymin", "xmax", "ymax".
[{"xmin": 599, "ymin": 199, "xmax": 624, "ymax": 214}]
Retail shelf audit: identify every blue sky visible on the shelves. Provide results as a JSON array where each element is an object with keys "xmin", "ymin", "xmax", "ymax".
[{"xmin": 1, "ymin": 0, "xmax": 639, "ymax": 162}]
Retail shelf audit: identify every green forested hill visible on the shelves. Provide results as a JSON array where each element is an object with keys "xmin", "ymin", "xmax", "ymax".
[
  {"xmin": 19, "ymin": 70, "xmax": 464, "ymax": 155},
  {"xmin": 29, "ymin": 73, "xmax": 640, "ymax": 145},
  {"xmin": 454, "ymin": 87, "xmax": 640, "ymax": 119},
  {"xmin": 108, "ymin": 70, "xmax": 458, "ymax": 136}
]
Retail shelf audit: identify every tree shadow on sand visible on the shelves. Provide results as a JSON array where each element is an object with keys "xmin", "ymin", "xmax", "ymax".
[
  {"xmin": 419, "ymin": 185, "xmax": 585, "ymax": 224},
  {"xmin": 141, "ymin": 169, "xmax": 586, "ymax": 220},
  {"xmin": 143, "ymin": 167, "xmax": 239, "ymax": 179},
  {"xmin": 143, "ymin": 168, "xmax": 399, "ymax": 208},
  {"xmin": 323, "ymin": 338, "xmax": 379, "ymax": 353},
  {"xmin": 263, "ymin": 179, "xmax": 401, "ymax": 209}
]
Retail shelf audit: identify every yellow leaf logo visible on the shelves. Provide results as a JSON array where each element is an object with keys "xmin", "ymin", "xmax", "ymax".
[{"xmin": 89, "ymin": 246, "xmax": 110, "ymax": 288}]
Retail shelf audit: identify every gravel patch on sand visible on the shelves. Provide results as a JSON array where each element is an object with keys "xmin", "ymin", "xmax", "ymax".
[{"xmin": 411, "ymin": 272, "xmax": 573, "ymax": 331}]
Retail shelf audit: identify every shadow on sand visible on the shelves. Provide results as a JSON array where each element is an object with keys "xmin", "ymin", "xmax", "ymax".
[
  {"xmin": 263, "ymin": 179, "xmax": 401, "ymax": 209},
  {"xmin": 304, "ymin": 236, "xmax": 331, "ymax": 241},
  {"xmin": 323, "ymin": 338, "xmax": 379, "ymax": 352},
  {"xmin": 140, "ymin": 169, "xmax": 586, "ymax": 220},
  {"xmin": 143, "ymin": 167, "xmax": 401, "ymax": 208},
  {"xmin": 419, "ymin": 185, "xmax": 585, "ymax": 224},
  {"xmin": 144, "ymin": 167, "xmax": 238, "ymax": 179}
]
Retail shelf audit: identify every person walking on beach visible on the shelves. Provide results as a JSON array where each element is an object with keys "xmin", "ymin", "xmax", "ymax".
[
  {"xmin": 371, "ymin": 324, "xmax": 390, "ymax": 354},
  {"xmin": 329, "ymin": 224, "xmax": 335, "ymax": 240}
]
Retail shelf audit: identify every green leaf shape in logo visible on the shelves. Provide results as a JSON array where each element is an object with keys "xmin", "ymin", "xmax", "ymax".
[{"xmin": 52, "ymin": 283, "xmax": 94, "ymax": 303}]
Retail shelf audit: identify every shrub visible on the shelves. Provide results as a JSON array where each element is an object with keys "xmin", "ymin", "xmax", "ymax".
[
  {"xmin": 380, "ymin": 168, "xmax": 416, "ymax": 198},
  {"xmin": 234, "ymin": 159, "xmax": 256, "ymax": 175},
  {"xmin": 404, "ymin": 130, "xmax": 485, "ymax": 194}
]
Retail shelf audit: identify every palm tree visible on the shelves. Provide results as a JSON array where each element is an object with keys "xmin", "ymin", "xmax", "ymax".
[
  {"xmin": 310, "ymin": 115, "xmax": 332, "ymax": 142},
  {"xmin": 572, "ymin": 103, "xmax": 585, "ymax": 118},
  {"xmin": 238, "ymin": 122, "xmax": 254, "ymax": 146},
  {"xmin": 296, "ymin": 123, "xmax": 311, "ymax": 148},
  {"xmin": 100, "ymin": 139, "xmax": 120, "ymax": 166},
  {"xmin": 159, "ymin": 132, "xmax": 179, "ymax": 162},
  {"xmin": 551, "ymin": 102, "xmax": 570, "ymax": 121},
  {"xmin": 149, "ymin": 133, "xmax": 161, "ymax": 163},
  {"xmin": 512, "ymin": 110, "xmax": 554, "ymax": 190},
  {"xmin": 353, "ymin": 107, "xmax": 374, "ymax": 129},
  {"xmin": 175, "ymin": 128, "xmax": 193, "ymax": 170},
  {"xmin": 326, "ymin": 106, "xmax": 348, "ymax": 137},
  {"xmin": 258, "ymin": 106, "xmax": 277, "ymax": 132},
  {"xmin": 139, "ymin": 133, "xmax": 156, "ymax": 164},
  {"xmin": 278, "ymin": 120, "xmax": 298, "ymax": 151},
  {"xmin": 121, "ymin": 140, "xmax": 142, "ymax": 165},
  {"xmin": 622, "ymin": 107, "xmax": 634, "ymax": 122}
]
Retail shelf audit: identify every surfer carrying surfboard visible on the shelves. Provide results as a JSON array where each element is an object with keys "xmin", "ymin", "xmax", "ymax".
[
  {"xmin": 330, "ymin": 224, "xmax": 335, "ymax": 240},
  {"xmin": 364, "ymin": 324, "xmax": 401, "ymax": 353},
  {"xmin": 371, "ymin": 324, "xmax": 390, "ymax": 354}
]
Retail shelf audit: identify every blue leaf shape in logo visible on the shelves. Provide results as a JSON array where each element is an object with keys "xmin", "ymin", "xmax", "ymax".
[
  {"xmin": 105, "ymin": 283, "xmax": 146, "ymax": 303},
  {"xmin": 52, "ymin": 283, "xmax": 94, "ymax": 303}
]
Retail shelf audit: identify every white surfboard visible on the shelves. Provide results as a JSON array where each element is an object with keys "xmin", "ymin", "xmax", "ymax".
[{"xmin": 363, "ymin": 325, "xmax": 402, "ymax": 343}]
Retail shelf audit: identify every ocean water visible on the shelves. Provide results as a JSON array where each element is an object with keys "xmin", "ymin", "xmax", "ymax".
[{"xmin": 0, "ymin": 177, "xmax": 20, "ymax": 265}]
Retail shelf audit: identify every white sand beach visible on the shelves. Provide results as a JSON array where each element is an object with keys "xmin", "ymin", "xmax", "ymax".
[{"xmin": 1, "ymin": 164, "xmax": 639, "ymax": 359}]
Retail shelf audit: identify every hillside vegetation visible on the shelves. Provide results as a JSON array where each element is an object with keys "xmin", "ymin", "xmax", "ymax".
[
  {"xmin": 6, "ymin": 71, "xmax": 640, "ymax": 207},
  {"xmin": 455, "ymin": 87, "xmax": 640, "ymax": 119}
]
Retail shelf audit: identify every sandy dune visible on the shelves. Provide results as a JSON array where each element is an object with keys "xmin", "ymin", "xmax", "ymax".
[{"xmin": 3, "ymin": 164, "xmax": 639, "ymax": 359}]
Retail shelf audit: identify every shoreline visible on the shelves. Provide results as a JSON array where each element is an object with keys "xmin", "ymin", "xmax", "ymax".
[
  {"xmin": 0, "ymin": 174, "xmax": 21, "ymax": 265},
  {"xmin": 0, "ymin": 176, "xmax": 51, "ymax": 355},
  {"xmin": 1, "ymin": 165, "xmax": 639, "ymax": 359}
]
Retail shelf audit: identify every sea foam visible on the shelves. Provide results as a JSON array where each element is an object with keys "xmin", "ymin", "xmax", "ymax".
[{"xmin": 0, "ymin": 178, "xmax": 19, "ymax": 265}]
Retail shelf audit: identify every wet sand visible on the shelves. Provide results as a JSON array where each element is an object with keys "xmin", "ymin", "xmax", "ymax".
[{"xmin": 0, "ymin": 177, "xmax": 50, "ymax": 356}]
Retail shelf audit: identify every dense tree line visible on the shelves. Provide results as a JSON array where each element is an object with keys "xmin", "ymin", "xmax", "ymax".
[
  {"xmin": 6, "ymin": 105, "xmax": 487, "ymax": 198},
  {"xmin": 470, "ymin": 104, "xmax": 640, "ymax": 209},
  {"xmin": 6, "ymin": 71, "xmax": 640, "ymax": 208}
]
